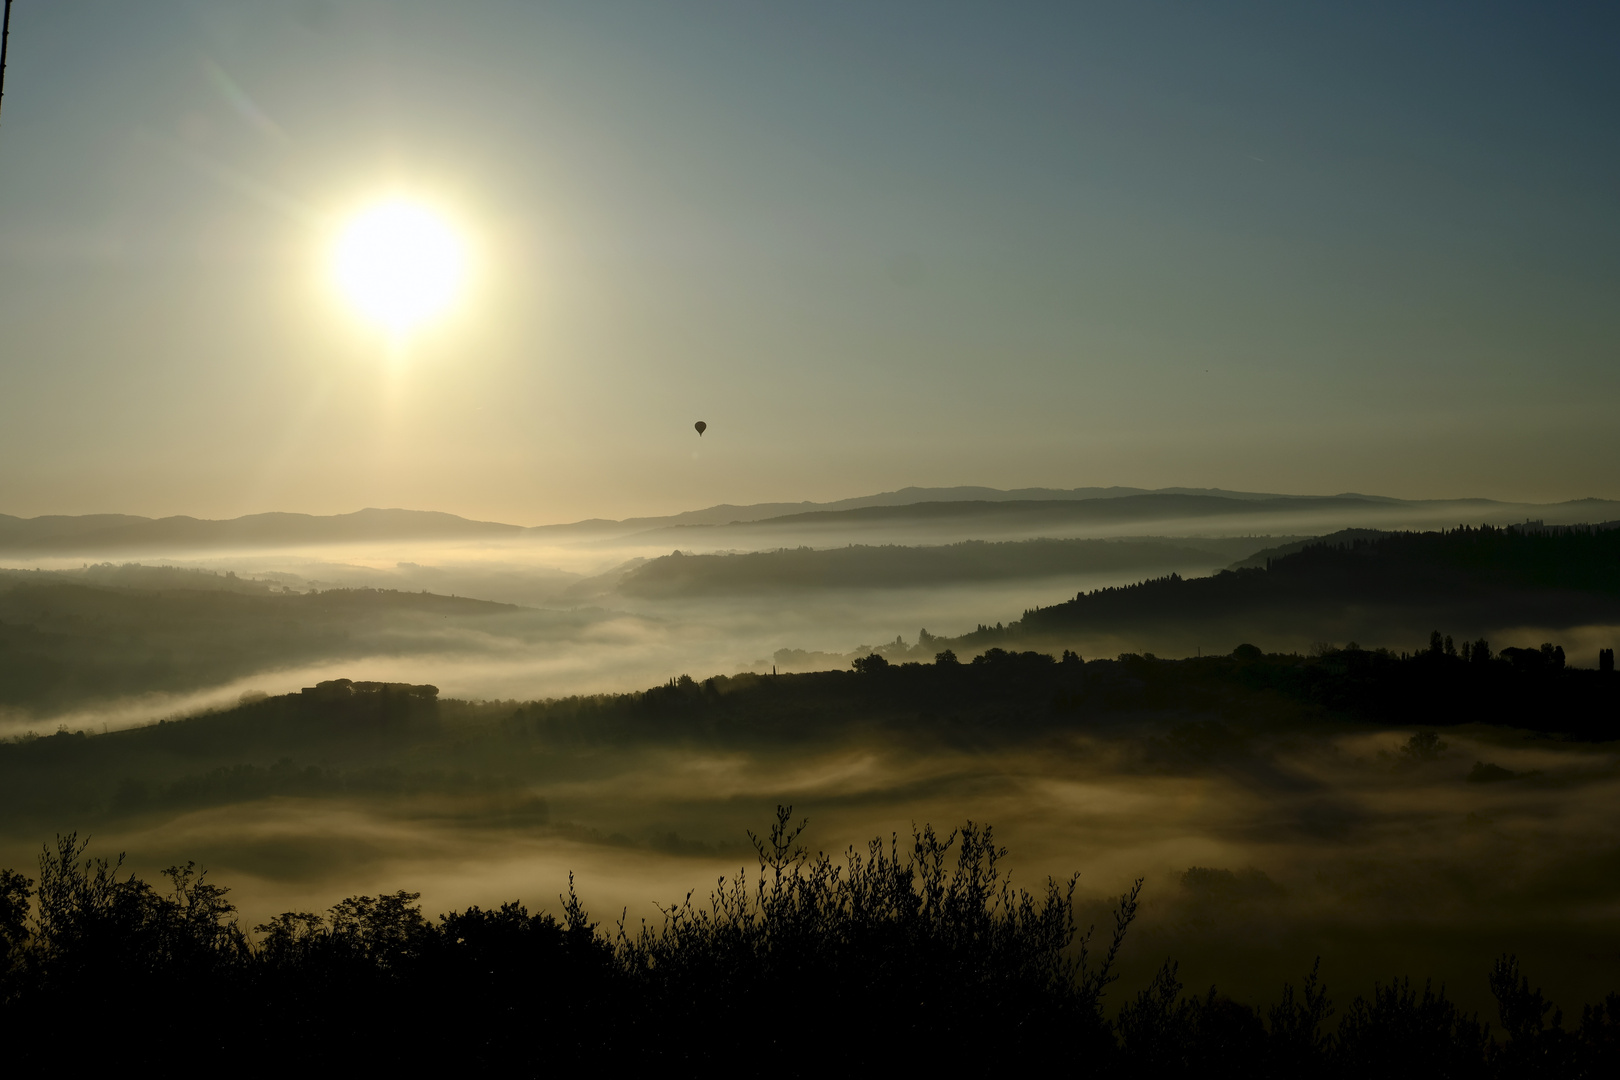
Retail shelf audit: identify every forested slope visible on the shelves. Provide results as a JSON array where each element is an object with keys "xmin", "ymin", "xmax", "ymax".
[{"xmin": 941, "ymin": 525, "xmax": 1620, "ymax": 654}]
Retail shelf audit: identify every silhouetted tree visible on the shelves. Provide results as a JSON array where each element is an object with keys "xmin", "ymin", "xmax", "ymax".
[
  {"xmin": 1334, "ymin": 977, "xmax": 1487, "ymax": 1078},
  {"xmin": 0, "ymin": 866, "xmax": 29, "ymax": 996},
  {"xmin": 1489, "ymin": 953, "xmax": 1575, "ymax": 1077},
  {"xmin": 850, "ymin": 652, "xmax": 890, "ymax": 674},
  {"xmin": 1576, "ymin": 992, "xmax": 1620, "ymax": 1075},
  {"xmin": 1266, "ymin": 958, "xmax": 1334, "ymax": 1074}
]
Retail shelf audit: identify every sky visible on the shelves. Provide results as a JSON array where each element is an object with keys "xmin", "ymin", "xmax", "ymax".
[{"xmin": 0, "ymin": 0, "xmax": 1616, "ymax": 524}]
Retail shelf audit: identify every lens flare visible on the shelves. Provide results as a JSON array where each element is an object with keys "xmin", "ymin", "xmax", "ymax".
[{"xmin": 332, "ymin": 200, "xmax": 465, "ymax": 333}]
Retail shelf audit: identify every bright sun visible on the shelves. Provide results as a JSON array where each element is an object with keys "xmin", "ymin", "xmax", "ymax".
[{"xmin": 332, "ymin": 200, "xmax": 466, "ymax": 334}]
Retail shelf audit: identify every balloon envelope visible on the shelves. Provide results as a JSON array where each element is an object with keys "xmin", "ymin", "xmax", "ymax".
[{"xmin": 694, "ymin": 421, "xmax": 707, "ymax": 436}]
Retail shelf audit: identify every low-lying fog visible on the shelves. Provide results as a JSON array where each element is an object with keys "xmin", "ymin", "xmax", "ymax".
[
  {"xmin": 2, "ymin": 715, "xmax": 1612, "ymax": 1020},
  {"xmin": 9, "ymin": 496, "xmax": 1620, "ymax": 736},
  {"xmin": 4, "ymin": 493, "xmax": 1618, "ymax": 1019},
  {"xmin": 3, "ymin": 528, "xmax": 1263, "ymax": 732},
  {"xmin": 10, "ymin": 532, "xmax": 1616, "ymax": 738}
]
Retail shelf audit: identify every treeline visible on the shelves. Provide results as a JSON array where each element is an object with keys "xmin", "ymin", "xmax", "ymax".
[
  {"xmin": 507, "ymin": 633, "xmax": 1620, "ymax": 744},
  {"xmin": 0, "ymin": 812, "xmax": 1614, "ymax": 1074}
]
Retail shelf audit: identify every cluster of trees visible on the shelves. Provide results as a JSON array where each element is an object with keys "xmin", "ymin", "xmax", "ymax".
[
  {"xmin": 834, "ymin": 634, "xmax": 1618, "ymax": 738},
  {"xmin": 1424, "ymin": 630, "xmax": 1565, "ymax": 669},
  {"xmin": 1236, "ymin": 633, "xmax": 1614, "ymax": 737},
  {"xmin": 1, "ymin": 813, "xmax": 1615, "ymax": 1074}
]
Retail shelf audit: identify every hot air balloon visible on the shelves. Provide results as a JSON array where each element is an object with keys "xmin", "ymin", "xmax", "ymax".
[{"xmin": 694, "ymin": 421, "xmax": 707, "ymax": 436}]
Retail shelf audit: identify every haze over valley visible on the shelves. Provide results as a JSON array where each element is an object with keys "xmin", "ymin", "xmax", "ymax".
[
  {"xmin": 5, "ymin": 485, "xmax": 1618, "ymax": 729},
  {"xmin": 3, "ymin": 2, "xmax": 1618, "ymax": 1069}
]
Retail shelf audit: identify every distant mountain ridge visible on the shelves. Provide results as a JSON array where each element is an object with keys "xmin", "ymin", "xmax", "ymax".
[
  {"xmin": 526, "ymin": 485, "xmax": 1479, "ymax": 533},
  {"xmin": 4, "ymin": 487, "xmax": 1617, "ymax": 554},
  {"xmin": 615, "ymin": 494, "xmax": 1620, "ymax": 548},
  {"xmin": 714, "ymin": 494, "xmax": 1385, "ymax": 528},
  {"xmin": 0, "ymin": 508, "xmax": 521, "ymax": 553}
]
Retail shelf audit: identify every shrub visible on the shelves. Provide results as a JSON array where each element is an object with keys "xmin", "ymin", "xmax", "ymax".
[{"xmin": 617, "ymin": 806, "xmax": 1139, "ymax": 1069}]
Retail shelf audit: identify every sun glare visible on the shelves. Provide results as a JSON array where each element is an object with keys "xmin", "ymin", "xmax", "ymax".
[{"xmin": 332, "ymin": 200, "xmax": 466, "ymax": 334}]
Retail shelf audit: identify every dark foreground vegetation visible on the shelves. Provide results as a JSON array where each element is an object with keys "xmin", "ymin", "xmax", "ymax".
[{"xmin": 0, "ymin": 809, "xmax": 1614, "ymax": 1076}]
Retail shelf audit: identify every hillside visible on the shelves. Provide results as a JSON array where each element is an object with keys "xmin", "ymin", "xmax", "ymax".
[
  {"xmin": 615, "ymin": 536, "xmax": 1285, "ymax": 597},
  {"xmin": 0, "ymin": 567, "xmax": 520, "ymax": 712},
  {"xmin": 935, "ymin": 524, "xmax": 1620, "ymax": 657},
  {"xmin": 3, "ymin": 638, "xmax": 1615, "ymax": 835}
]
